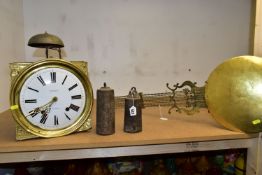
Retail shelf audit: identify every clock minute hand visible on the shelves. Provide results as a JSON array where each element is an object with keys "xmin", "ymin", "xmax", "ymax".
[
  {"xmin": 27, "ymin": 97, "xmax": 58, "ymax": 117},
  {"xmin": 41, "ymin": 97, "xmax": 58, "ymax": 110}
]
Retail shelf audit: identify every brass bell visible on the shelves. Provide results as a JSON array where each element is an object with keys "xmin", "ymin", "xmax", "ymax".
[{"xmin": 28, "ymin": 32, "xmax": 64, "ymax": 58}]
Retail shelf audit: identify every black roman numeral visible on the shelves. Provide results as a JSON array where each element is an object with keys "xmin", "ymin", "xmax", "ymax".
[
  {"xmin": 65, "ymin": 113, "xmax": 71, "ymax": 120},
  {"xmin": 71, "ymin": 95, "xmax": 82, "ymax": 99},
  {"xmin": 25, "ymin": 99, "xmax": 37, "ymax": 103},
  {"xmin": 28, "ymin": 87, "xmax": 39, "ymax": 92},
  {"xmin": 51, "ymin": 72, "xmax": 56, "ymax": 83},
  {"xmin": 70, "ymin": 104, "xmax": 80, "ymax": 112},
  {"xmin": 29, "ymin": 110, "xmax": 38, "ymax": 117},
  {"xmin": 66, "ymin": 104, "xmax": 80, "ymax": 112},
  {"xmin": 40, "ymin": 113, "xmax": 48, "ymax": 124},
  {"xmin": 68, "ymin": 84, "xmax": 78, "ymax": 91},
  {"xmin": 54, "ymin": 115, "xmax": 59, "ymax": 125},
  {"xmin": 37, "ymin": 76, "xmax": 46, "ymax": 86},
  {"xmin": 62, "ymin": 75, "xmax": 67, "ymax": 85}
]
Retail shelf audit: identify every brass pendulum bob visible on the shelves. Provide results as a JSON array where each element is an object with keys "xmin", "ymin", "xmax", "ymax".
[{"xmin": 205, "ymin": 56, "xmax": 262, "ymax": 133}]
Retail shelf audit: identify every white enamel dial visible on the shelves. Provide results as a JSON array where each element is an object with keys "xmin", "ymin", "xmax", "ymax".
[{"xmin": 19, "ymin": 67, "xmax": 86, "ymax": 130}]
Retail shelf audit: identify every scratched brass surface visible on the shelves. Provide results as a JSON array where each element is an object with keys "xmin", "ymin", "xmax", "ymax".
[{"xmin": 205, "ymin": 56, "xmax": 262, "ymax": 133}]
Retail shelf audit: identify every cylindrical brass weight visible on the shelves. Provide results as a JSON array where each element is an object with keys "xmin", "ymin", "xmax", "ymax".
[
  {"xmin": 124, "ymin": 87, "xmax": 142, "ymax": 133},
  {"xmin": 96, "ymin": 83, "xmax": 115, "ymax": 135}
]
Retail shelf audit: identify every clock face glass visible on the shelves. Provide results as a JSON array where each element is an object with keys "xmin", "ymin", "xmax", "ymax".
[{"xmin": 19, "ymin": 67, "xmax": 86, "ymax": 130}]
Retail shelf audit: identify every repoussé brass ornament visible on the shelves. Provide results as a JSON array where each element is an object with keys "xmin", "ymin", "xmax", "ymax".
[{"xmin": 115, "ymin": 81, "xmax": 206, "ymax": 115}]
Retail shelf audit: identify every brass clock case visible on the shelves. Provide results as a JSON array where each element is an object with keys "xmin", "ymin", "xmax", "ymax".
[{"xmin": 10, "ymin": 58, "xmax": 93, "ymax": 138}]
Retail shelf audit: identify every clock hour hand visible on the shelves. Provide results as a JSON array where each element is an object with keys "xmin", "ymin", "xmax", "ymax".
[
  {"xmin": 42, "ymin": 97, "xmax": 57, "ymax": 110},
  {"xmin": 27, "ymin": 97, "xmax": 57, "ymax": 117},
  {"xmin": 28, "ymin": 106, "xmax": 50, "ymax": 117}
]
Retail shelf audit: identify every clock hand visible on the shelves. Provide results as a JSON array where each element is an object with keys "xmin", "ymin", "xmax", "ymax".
[
  {"xmin": 28, "ymin": 106, "xmax": 50, "ymax": 117},
  {"xmin": 39, "ymin": 97, "xmax": 59, "ymax": 124},
  {"xmin": 27, "ymin": 97, "xmax": 58, "ymax": 117},
  {"xmin": 42, "ymin": 97, "xmax": 57, "ymax": 111},
  {"xmin": 41, "ymin": 106, "xmax": 51, "ymax": 115}
]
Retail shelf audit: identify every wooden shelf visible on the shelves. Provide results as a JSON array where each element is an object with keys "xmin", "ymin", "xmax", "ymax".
[
  {"xmin": 0, "ymin": 107, "xmax": 260, "ymax": 173},
  {"xmin": 0, "ymin": 107, "xmax": 256, "ymax": 152}
]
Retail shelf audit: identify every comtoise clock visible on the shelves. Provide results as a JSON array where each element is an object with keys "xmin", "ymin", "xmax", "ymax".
[{"xmin": 9, "ymin": 32, "xmax": 93, "ymax": 140}]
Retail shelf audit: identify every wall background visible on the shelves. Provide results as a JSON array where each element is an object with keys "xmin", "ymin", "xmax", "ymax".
[
  {"xmin": 22, "ymin": 0, "xmax": 252, "ymax": 96},
  {"xmin": 0, "ymin": 0, "xmax": 253, "ymax": 112},
  {"xmin": 0, "ymin": 0, "xmax": 25, "ymax": 112}
]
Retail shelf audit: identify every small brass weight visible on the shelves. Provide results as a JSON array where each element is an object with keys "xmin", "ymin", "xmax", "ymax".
[{"xmin": 124, "ymin": 87, "xmax": 142, "ymax": 133}]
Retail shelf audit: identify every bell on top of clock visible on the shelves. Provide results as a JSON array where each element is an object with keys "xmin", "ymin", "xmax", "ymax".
[{"xmin": 28, "ymin": 32, "xmax": 64, "ymax": 58}]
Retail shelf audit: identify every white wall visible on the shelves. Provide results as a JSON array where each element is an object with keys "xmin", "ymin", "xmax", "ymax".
[
  {"xmin": 23, "ymin": 0, "xmax": 252, "ymax": 96},
  {"xmin": 0, "ymin": 0, "xmax": 25, "ymax": 112}
]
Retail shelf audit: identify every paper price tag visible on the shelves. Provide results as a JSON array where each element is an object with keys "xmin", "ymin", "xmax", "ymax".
[{"xmin": 129, "ymin": 106, "xmax": 137, "ymax": 116}]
